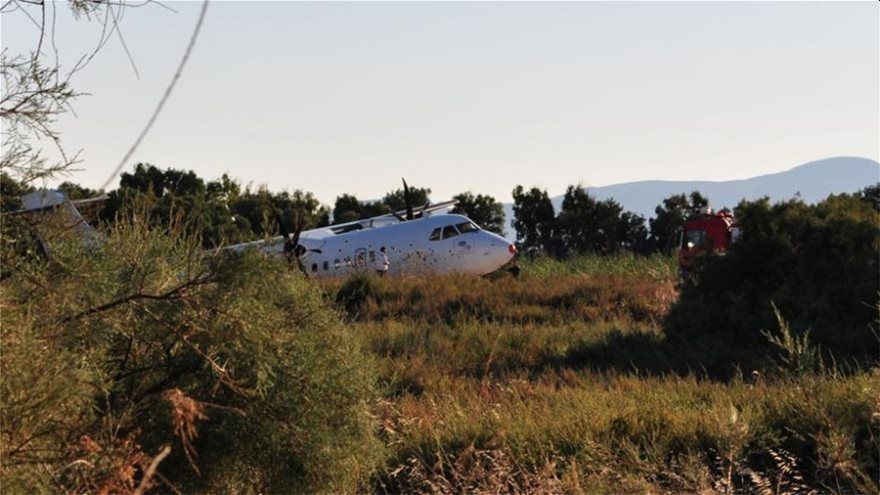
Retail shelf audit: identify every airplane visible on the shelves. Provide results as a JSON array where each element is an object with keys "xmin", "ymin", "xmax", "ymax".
[
  {"xmin": 12, "ymin": 180, "xmax": 520, "ymax": 278},
  {"xmin": 226, "ymin": 179, "xmax": 519, "ymax": 277}
]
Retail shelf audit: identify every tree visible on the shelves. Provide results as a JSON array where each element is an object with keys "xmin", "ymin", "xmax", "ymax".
[
  {"xmin": 555, "ymin": 185, "xmax": 625, "ymax": 255},
  {"xmin": 857, "ymin": 182, "xmax": 880, "ymax": 212},
  {"xmin": 58, "ymin": 182, "xmax": 101, "ymax": 201},
  {"xmin": 333, "ymin": 194, "xmax": 363, "ymax": 224},
  {"xmin": 0, "ymin": 172, "xmax": 33, "ymax": 212},
  {"xmin": 100, "ymin": 164, "xmax": 331, "ymax": 248},
  {"xmin": 665, "ymin": 192, "xmax": 879, "ymax": 376},
  {"xmin": 360, "ymin": 200, "xmax": 388, "ymax": 218},
  {"xmin": 383, "ymin": 185, "xmax": 431, "ymax": 212},
  {"xmin": 511, "ymin": 185, "xmax": 556, "ymax": 254},
  {"xmin": 451, "ymin": 191, "xmax": 505, "ymax": 234},
  {"xmin": 616, "ymin": 210, "xmax": 651, "ymax": 254},
  {"xmin": 649, "ymin": 191, "xmax": 709, "ymax": 252}
]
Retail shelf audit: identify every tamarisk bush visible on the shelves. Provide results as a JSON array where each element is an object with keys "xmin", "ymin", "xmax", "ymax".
[{"xmin": 0, "ymin": 211, "xmax": 382, "ymax": 493}]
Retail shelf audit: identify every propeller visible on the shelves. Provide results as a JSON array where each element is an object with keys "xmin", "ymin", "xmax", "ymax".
[
  {"xmin": 276, "ymin": 208, "xmax": 307, "ymax": 271},
  {"xmin": 402, "ymin": 178, "xmax": 414, "ymax": 221},
  {"xmin": 386, "ymin": 179, "xmax": 439, "ymax": 222},
  {"xmin": 387, "ymin": 178, "xmax": 421, "ymax": 222}
]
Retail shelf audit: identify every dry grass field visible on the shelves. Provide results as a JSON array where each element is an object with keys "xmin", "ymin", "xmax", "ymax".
[
  {"xmin": 322, "ymin": 259, "xmax": 879, "ymax": 493},
  {"xmin": 2, "ymin": 230, "xmax": 876, "ymax": 492}
]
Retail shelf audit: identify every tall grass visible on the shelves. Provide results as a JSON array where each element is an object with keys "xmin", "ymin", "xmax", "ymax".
[
  {"xmin": 320, "ymin": 254, "xmax": 878, "ymax": 493},
  {"xmin": 323, "ymin": 271, "xmax": 677, "ymax": 325},
  {"xmin": 520, "ymin": 253, "xmax": 677, "ymax": 281},
  {"xmin": 374, "ymin": 369, "xmax": 879, "ymax": 493},
  {"xmin": 358, "ymin": 319, "xmax": 668, "ymax": 396}
]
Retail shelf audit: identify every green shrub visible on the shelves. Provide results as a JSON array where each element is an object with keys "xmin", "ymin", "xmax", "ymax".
[
  {"xmin": 1, "ymin": 212, "xmax": 382, "ymax": 493},
  {"xmin": 665, "ymin": 193, "xmax": 880, "ymax": 376},
  {"xmin": 336, "ymin": 273, "xmax": 380, "ymax": 317}
]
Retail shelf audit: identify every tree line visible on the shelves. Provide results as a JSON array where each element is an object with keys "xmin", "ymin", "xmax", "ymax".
[{"xmin": 4, "ymin": 163, "xmax": 876, "ymax": 258}]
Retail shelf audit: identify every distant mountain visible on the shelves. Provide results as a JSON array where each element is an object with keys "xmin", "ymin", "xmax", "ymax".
[{"xmin": 502, "ymin": 156, "xmax": 879, "ymax": 240}]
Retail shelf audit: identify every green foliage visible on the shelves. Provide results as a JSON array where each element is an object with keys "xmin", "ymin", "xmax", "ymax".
[
  {"xmin": 1, "ymin": 210, "xmax": 381, "ymax": 493},
  {"xmin": 761, "ymin": 303, "xmax": 821, "ymax": 375},
  {"xmin": 556, "ymin": 185, "xmax": 650, "ymax": 256},
  {"xmin": 336, "ymin": 273, "xmax": 380, "ymax": 317},
  {"xmin": 451, "ymin": 191, "xmax": 505, "ymax": 235},
  {"xmin": 383, "ymin": 184, "xmax": 431, "ymax": 212},
  {"xmin": 57, "ymin": 181, "xmax": 101, "ymax": 200},
  {"xmin": 521, "ymin": 252, "xmax": 677, "ymax": 280},
  {"xmin": 513, "ymin": 184, "xmax": 652, "ymax": 257},
  {"xmin": 332, "ymin": 193, "xmax": 388, "ymax": 224},
  {"xmin": 0, "ymin": 171, "xmax": 33, "ymax": 211},
  {"xmin": 649, "ymin": 191, "xmax": 709, "ymax": 252},
  {"xmin": 100, "ymin": 163, "xmax": 330, "ymax": 248},
  {"xmin": 665, "ymin": 193, "xmax": 880, "ymax": 375},
  {"xmin": 511, "ymin": 185, "xmax": 556, "ymax": 254},
  {"xmin": 856, "ymin": 182, "xmax": 880, "ymax": 212}
]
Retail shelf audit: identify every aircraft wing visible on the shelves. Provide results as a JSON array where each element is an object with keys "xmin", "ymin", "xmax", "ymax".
[
  {"xmin": 10, "ymin": 192, "xmax": 109, "ymax": 216},
  {"xmin": 392, "ymin": 199, "xmax": 459, "ymax": 218},
  {"xmin": 216, "ymin": 199, "xmax": 459, "ymax": 252},
  {"xmin": 324, "ymin": 199, "xmax": 460, "ymax": 234}
]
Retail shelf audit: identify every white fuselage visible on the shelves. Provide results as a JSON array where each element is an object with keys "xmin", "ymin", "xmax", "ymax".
[{"xmin": 257, "ymin": 214, "xmax": 516, "ymax": 278}]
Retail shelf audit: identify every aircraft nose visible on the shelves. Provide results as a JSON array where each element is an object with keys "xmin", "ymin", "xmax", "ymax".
[{"xmin": 483, "ymin": 234, "xmax": 516, "ymax": 260}]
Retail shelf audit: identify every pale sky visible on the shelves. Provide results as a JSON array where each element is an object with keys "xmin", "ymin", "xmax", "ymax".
[{"xmin": 2, "ymin": 1, "xmax": 878, "ymax": 204}]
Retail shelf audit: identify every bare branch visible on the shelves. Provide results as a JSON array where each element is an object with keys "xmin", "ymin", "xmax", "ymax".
[
  {"xmin": 133, "ymin": 445, "xmax": 172, "ymax": 495},
  {"xmin": 58, "ymin": 272, "xmax": 214, "ymax": 323},
  {"xmin": 107, "ymin": 2, "xmax": 141, "ymax": 79}
]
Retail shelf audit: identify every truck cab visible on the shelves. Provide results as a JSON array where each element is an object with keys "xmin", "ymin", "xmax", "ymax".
[{"xmin": 678, "ymin": 207, "xmax": 738, "ymax": 273}]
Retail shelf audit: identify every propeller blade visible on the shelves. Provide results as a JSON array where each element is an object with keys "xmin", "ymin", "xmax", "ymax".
[
  {"xmin": 291, "ymin": 210, "xmax": 305, "ymax": 256},
  {"xmin": 402, "ymin": 178, "xmax": 414, "ymax": 221},
  {"xmin": 417, "ymin": 201, "xmax": 431, "ymax": 218},
  {"xmin": 276, "ymin": 212, "xmax": 291, "ymax": 251},
  {"xmin": 275, "ymin": 207, "xmax": 298, "ymax": 255},
  {"xmin": 275, "ymin": 209, "xmax": 291, "ymax": 239}
]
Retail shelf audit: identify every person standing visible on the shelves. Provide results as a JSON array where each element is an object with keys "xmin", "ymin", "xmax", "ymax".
[{"xmin": 377, "ymin": 246, "xmax": 389, "ymax": 277}]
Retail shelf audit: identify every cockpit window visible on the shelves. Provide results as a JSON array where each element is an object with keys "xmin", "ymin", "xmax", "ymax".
[
  {"xmin": 456, "ymin": 221, "xmax": 479, "ymax": 233},
  {"xmin": 429, "ymin": 227, "xmax": 441, "ymax": 241},
  {"xmin": 442, "ymin": 225, "xmax": 459, "ymax": 239}
]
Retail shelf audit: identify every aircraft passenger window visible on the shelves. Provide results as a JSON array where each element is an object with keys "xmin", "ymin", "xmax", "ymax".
[
  {"xmin": 323, "ymin": 261, "xmax": 329, "ymax": 271},
  {"xmin": 456, "ymin": 222, "xmax": 479, "ymax": 233},
  {"xmin": 311, "ymin": 263, "xmax": 318, "ymax": 273},
  {"xmin": 442, "ymin": 225, "xmax": 459, "ymax": 239},
  {"xmin": 429, "ymin": 228, "xmax": 441, "ymax": 241}
]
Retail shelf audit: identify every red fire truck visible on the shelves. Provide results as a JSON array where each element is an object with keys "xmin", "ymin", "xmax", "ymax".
[{"xmin": 678, "ymin": 207, "xmax": 739, "ymax": 273}]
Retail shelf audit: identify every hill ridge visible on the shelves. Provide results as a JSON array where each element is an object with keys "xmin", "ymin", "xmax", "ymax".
[{"xmin": 502, "ymin": 156, "xmax": 879, "ymax": 239}]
